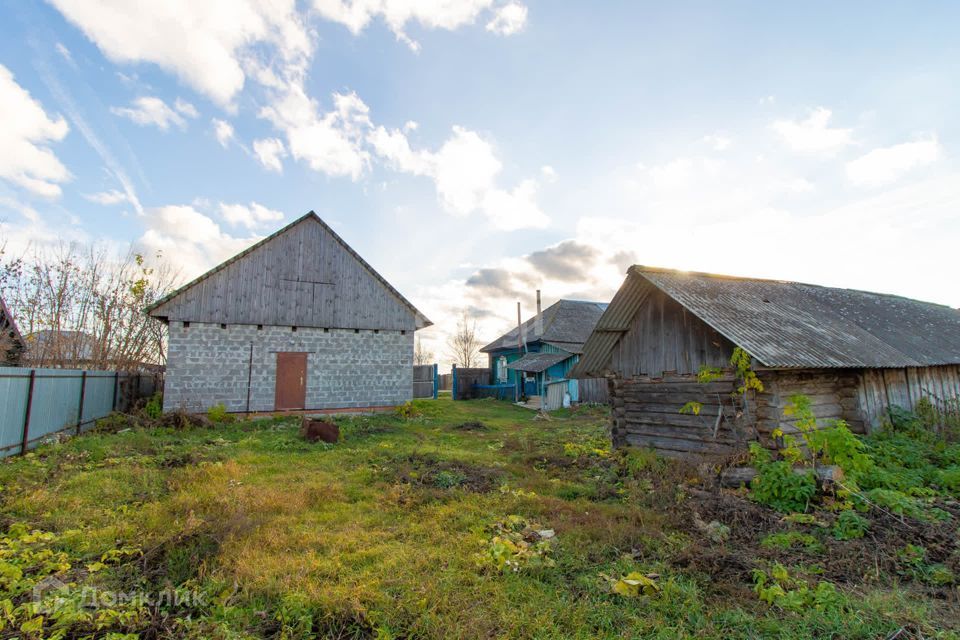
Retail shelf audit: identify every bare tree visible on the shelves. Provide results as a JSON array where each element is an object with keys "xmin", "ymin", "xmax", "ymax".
[
  {"xmin": 446, "ymin": 312, "xmax": 481, "ymax": 368},
  {"xmin": 414, "ymin": 337, "xmax": 434, "ymax": 366},
  {"xmin": 0, "ymin": 241, "xmax": 177, "ymax": 370}
]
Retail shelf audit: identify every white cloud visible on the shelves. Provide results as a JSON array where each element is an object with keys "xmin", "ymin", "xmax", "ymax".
[
  {"xmin": 54, "ymin": 42, "xmax": 75, "ymax": 66},
  {"xmin": 83, "ymin": 189, "xmax": 128, "ymax": 205},
  {"xmin": 540, "ymin": 165, "xmax": 557, "ymax": 182},
  {"xmin": 111, "ymin": 96, "xmax": 187, "ymax": 130},
  {"xmin": 771, "ymin": 107, "xmax": 853, "ymax": 153},
  {"xmin": 138, "ymin": 204, "xmax": 258, "ymax": 279},
  {"xmin": 370, "ymin": 124, "xmax": 549, "ymax": 229},
  {"xmin": 173, "ymin": 97, "xmax": 199, "ymax": 119},
  {"xmin": 846, "ymin": 138, "xmax": 941, "ymax": 187},
  {"xmin": 212, "ymin": 118, "xmax": 234, "ymax": 147},
  {"xmin": 314, "ymin": 0, "xmax": 527, "ymax": 50},
  {"xmin": 259, "ymin": 89, "xmax": 371, "ymax": 179},
  {"xmin": 252, "ymin": 138, "xmax": 287, "ymax": 172},
  {"xmin": 486, "ymin": 2, "xmax": 527, "ymax": 35},
  {"xmin": 49, "ymin": 0, "xmax": 311, "ymax": 107},
  {"xmin": 0, "ymin": 64, "xmax": 70, "ymax": 198},
  {"xmin": 702, "ymin": 133, "xmax": 732, "ymax": 151},
  {"xmin": 0, "ymin": 196, "xmax": 41, "ymax": 222},
  {"xmin": 219, "ymin": 201, "xmax": 285, "ymax": 229}
]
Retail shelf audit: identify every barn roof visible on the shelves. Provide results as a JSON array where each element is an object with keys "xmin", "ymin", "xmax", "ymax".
[
  {"xmin": 146, "ymin": 211, "xmax": 431, "ymax": 329},
  {"xmin": 480, "ymin": 299, "xmax": 608, "ymax": 354},
  {"xmin": 574, "ymin": 265, "xmax": 960, "ymax": 374}
]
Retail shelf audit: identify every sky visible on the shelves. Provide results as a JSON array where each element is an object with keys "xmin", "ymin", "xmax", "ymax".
[{"xmin": 1, "ymin": 1, "xmax": 959, "ymax": 367}]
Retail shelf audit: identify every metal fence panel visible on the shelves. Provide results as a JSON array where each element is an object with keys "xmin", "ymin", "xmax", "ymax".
[
  {"xmin": 0, "ymin": 370, "xmax": 29, "ymax": 453},
  {"xmin": 0, "ymin": 368, "xmax": 157, "ymax": 456}
]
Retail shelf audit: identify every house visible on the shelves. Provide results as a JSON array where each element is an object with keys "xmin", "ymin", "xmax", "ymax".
[
  {"xmin": 0, "ymin": 296, "xmax": 23, "ymax": 366},
  {"xmin": 571, "ymin": 265, "xmax": 960, "ymax": 458},
  {"xmin": 146, "ymin": 212, "xmax": 431, "ymax": 413},
  {"xmin": 480, "ymin": 295, "xmax": 609, "ymax": 410}
]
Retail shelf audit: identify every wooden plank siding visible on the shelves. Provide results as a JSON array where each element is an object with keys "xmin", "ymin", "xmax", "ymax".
[
  {"xmin": 854, "ymin": 364, "xmax": 960, "ymax": 430},
  {"xmin": 150, "ymin": 216, "xmax": 418, "ymax": 331},
  {"xmin": 610, "ymin": 289, "xmax": 736, "ymax": 378}
]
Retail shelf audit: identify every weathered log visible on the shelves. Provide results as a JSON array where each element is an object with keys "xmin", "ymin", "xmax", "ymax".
[{"xmin": 719, "ymin": 465, "xmax": 844, "ymax": 488}]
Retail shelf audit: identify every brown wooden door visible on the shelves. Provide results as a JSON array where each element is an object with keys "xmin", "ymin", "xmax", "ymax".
[{"xmin": 275, "ymin": 352, "xmax": 307, "ymax": 410}]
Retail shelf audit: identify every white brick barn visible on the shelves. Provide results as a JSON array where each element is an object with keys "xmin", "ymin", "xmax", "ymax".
[{"xmin": 147, "ymin": 212, "xmax": 431, "ymax": 413}]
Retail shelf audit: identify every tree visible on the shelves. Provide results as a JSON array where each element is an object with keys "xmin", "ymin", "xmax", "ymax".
[
  {"xmin": 446, "ymin": 312, "xmax": 481, "ymax": 368},
  {"xmin": 0, "ymin": 241, "xmax": 177, "ymax": 370},
  {"xmin": 414, "ymin": 337, "xmax": 434, "ymax": 365}
]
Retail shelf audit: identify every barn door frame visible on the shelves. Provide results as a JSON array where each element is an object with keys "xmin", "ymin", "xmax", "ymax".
[{"xmin": 275, "ymin": 352, "xmax": 308, "ymax": 410}]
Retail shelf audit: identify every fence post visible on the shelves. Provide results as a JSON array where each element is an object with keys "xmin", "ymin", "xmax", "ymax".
[
  {"xmin": 452, "ymin": 365, "xmax": 458, "ymax": 401},
  {"xmin": 21, "ymin": 370, "xmax": 36, "ymax": 456},
  {"xmin": 112, "ymin": 371, "xmax": 120, "ymax": 411},
  {"xmin": 76, "ymin": 371, "xmax": 87, "ymax": 435},
  {"xmin": 433, "ymin": 363, "xmax": 438, "ymax": 399}
]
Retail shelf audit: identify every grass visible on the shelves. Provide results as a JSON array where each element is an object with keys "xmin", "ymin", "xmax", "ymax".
[{"xmin": 0, "ymin": 397, "xmax": 956, "ymax": 639}]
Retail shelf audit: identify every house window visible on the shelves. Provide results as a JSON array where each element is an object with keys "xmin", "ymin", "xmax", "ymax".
[
  {"xmin": 220, "ymin": 323, "xmax": 227, "ymax": 329},
  {"xmin": 292, "ymin": 326, "xmax": 297, "ymax": 332},
  {"xmin": 182, "ymin": 321, "xmax": 190, "ymax": 328},
  {"xmin": 257, "ymin": 324, "xmax": 263, "ymax": 330}
]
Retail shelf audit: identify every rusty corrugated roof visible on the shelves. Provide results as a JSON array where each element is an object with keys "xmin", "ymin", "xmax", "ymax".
[{"xmin": 572, "ymin": 266, "xmax": 960, "ymax": 376}]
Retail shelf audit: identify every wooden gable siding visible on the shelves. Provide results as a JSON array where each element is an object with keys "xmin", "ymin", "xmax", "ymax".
[
  {"xmin": 150, "ymin": 218, "xmax": 416, "ymax": 330},
  {"xmin": 610, "ymin": 288, "xmax": 736, "ymax": 378}
]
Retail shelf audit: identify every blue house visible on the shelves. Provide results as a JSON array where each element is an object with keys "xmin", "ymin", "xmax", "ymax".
[{"xmin": 480, "ymin": 299, "xmax": 609, "ymax": 410}]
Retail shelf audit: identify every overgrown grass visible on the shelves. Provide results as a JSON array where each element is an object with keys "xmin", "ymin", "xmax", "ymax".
[{"xmin": 0, "ymin": 398, "xmax": 956, "ymax": 639}]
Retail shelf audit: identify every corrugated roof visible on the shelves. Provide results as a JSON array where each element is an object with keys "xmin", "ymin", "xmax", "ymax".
[
  {"xmin": 481, "ymin": 300, "xmax": 608, "ymax": 353},
  {"xmin": 573, "ymin": 266, "xmax": 960, "ymax": 375},
  {"xmin": 504, "ymin": 352, "xmax": 570, "ymax": 373}
]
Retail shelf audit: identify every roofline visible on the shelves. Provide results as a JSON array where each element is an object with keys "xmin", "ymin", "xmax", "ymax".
[
  {"xmin": 0, "ymin": 296, "xmax": 23, "ymax": 346},
  {"xmin": 478, "ymin": 298, "xmax": 607, "ymax": 353},
  {"xmin": 146, "ymin": 211, "xmax": 432, "ymax": 328},
  {"xmin": 630, "ymin": 265, "xmax": 954, "ymax": 310}
]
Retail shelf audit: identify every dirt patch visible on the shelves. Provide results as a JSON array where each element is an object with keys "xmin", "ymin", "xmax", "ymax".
[
  {"xmin": 452, "ymin": 421, "xmax": 489, "ymax": 431},
  {"xmin": 673, "ymin": 487, "xmax": 960, "ymax": 600},
  {"xmin": 386, "ymin": 453, "xmax": 502, "ymax": 492}
]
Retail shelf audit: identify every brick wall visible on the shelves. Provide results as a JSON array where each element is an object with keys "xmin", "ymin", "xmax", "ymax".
[{"xmin": 164, "ymin": 322, "xmax": 414, "ymax": 412}]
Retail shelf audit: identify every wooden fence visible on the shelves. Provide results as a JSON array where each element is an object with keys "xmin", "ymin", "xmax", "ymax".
[
  {"xmin": 413, "ymin": 364, "xmax": 438, "ymax": 399},
  {"xmin": 0, "ymin": 367, "xmax": 161, "ymax": 457},
  {"xmin": 578, "ymin": 377, "xmax": 610, "ymax": 404},
  {"xmin": 451, "ymin": 366, "xmax": 492, "ymax": 400}
]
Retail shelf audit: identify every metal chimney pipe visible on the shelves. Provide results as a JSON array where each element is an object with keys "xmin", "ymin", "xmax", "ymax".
[{"xmin": 535, "ymin": 289, "xmax": 543, "ymax": 337}]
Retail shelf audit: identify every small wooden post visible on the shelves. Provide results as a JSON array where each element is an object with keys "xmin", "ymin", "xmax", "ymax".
[
  {"xmin": 516, "ymin": 301, "xmax": 522, "ymax": 402},
  {"xmin": 21, "ymin": 370, "xmax": 36, "ymax": 455},
  {"xmin": 111, "ymin": 371, "xmax": 120, "ymax": 411},
  {"xmin": 76, "ymin": 371, "xmax": 87, "ymax": 435}
]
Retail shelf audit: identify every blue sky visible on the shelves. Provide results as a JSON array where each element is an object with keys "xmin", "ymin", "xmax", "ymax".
[{"xmin": 1, "ymin": 1, "xmax": 958, "ymax": 363}]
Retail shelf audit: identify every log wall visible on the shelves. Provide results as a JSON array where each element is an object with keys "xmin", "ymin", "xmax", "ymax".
[{"xmin": 610, "ymin": 373, "xmax": 754, "ymax": 458}]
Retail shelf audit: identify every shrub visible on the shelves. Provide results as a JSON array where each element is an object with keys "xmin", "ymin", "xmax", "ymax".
[
  {"xmin": 143, "ymin": 393, "xmax": 163, "ymax": 419},
  {"xmin": 751, "ymin": 461, "xmax": 817, "ymax": 513},
  {"xmin": 760, "ymin": 531, "xmax": 823, "ymax": 554},
  {"xmin": 752, "ymin": 563, "xmax": 846, "ymax": 613},
  {"xmin": 832, "ymin": 510, "xmax": 869, "ymax": 540},
  {"xmin": 206, "ymin": 403, "xmax": 233, "ymax": 424},
  {"xmin": 394, "ymin": 401, "xmax": 422, "ymax": 419}
]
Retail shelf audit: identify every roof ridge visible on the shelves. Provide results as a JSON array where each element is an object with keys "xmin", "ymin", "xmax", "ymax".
[
  {"xmin": 630, "ymin": 264, "xmax": 952, "ymax": 309},
  {"xmin": 146, "ymin": 211, "xmax": 431, "ymax": 327}
]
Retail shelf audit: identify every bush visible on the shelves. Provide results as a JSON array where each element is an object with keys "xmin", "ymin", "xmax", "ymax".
[
  {"xmin": 751, "ymin": 461, "xmax": 817, "ymax": 513},
  {"xmin": 206, "ymin": 403, "xmax": 234, "ymax": 424},
  {"xmin": 832, "ymin": 510, "xmax": 869, "ymax": 540},
  {"xmin": 143, "ymin": 393, "xmax": 163, "ymax": 419}
]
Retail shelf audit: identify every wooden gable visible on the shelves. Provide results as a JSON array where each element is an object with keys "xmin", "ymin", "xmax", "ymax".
[{"xmin": 148, "ymin": 212, "xmax": 430, "ymax": 330}]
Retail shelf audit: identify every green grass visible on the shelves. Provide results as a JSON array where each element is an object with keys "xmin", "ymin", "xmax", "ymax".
[{"xmin": 0, "ymin": 397, "xmax": 956, "ymax": 639}]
